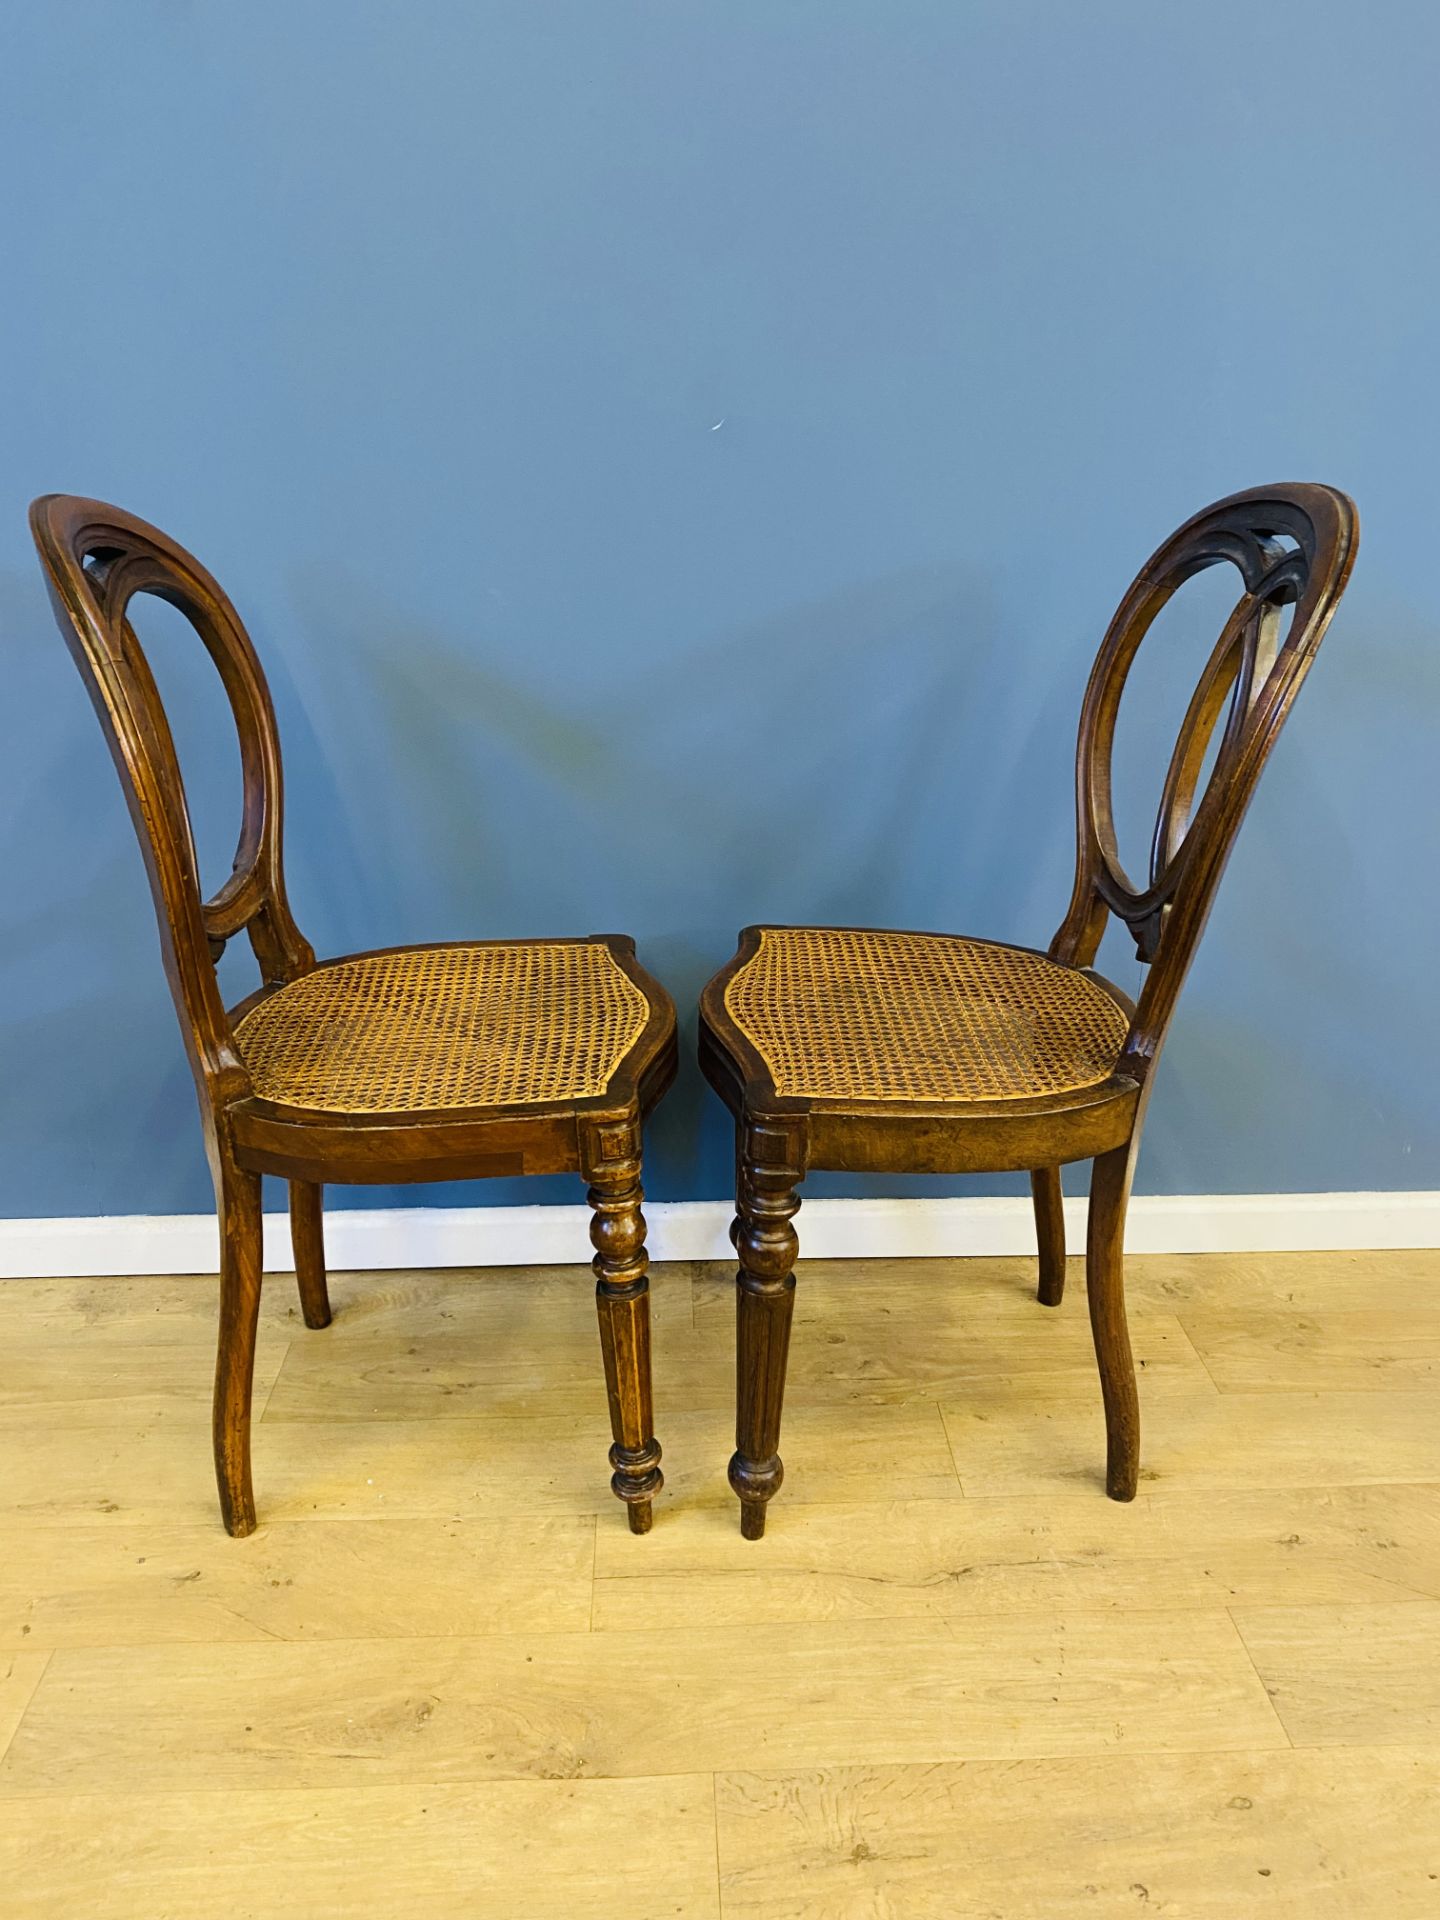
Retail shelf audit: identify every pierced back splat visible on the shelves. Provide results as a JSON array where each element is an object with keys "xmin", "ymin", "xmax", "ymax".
[{"xmin": 1051, "ymin": 483, "xmax": 1357, "ymax": 1078}]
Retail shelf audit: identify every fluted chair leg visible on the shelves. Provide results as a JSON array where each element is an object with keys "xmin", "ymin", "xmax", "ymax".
[
  {"xmin": 213, "ymin": 1157, "xmax": 265, "ymax": 1538},
  {"xmin": 588, "ymin": 1149, "xmax": 663, "ymax": 1534},
  {"xmin": 289, "ymin": 1180, "xmax": 332, "ymax": 1329},
  {"xmin": 730, "ymin": 1131, "xmax": 803, "ymax": 1539},
  {"xmin": 1031, "ymin": 1166, "xmax": 1066, "ymax": 1306},
  {"xmin": 1086, "ymin": 1143, "xmax": 1140, "ymax": 1500}
]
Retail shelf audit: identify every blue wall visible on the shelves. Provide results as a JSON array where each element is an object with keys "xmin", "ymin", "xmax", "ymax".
[{"xmin": 2, "ymin": 1, "xmax": 1437, "ymax": 1217}]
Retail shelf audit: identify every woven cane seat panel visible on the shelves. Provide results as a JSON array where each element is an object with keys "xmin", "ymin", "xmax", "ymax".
[
  {"xmin": 234, "ymin": 942, "xmax": 650, "ymax": 1113},
  {"xmin": 723, "ymin": 927, "xmax": 1129, "ymax": 1103}
]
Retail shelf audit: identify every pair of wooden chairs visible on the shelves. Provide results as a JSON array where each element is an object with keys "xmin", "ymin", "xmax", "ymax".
[{"xmin": 33, "ymin": 484, "xmax": 1357, "ymax": 1539}]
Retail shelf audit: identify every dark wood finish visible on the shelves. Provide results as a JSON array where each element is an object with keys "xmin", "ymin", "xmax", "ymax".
[
  {"xmin": 583, "ymin": 1116, "xmax": 664, "ymax": 1535},
  {"xmin": 288, "ymin": 1181, "xmax": 331, "ymax": 1331},
  {"xmin": 32, "ymin": 494, "xmax": 676, "ymax": 1536},
  {"xmin": 1030, "ymin": 1166, "xmax": 1066, "ymax": 1308},
  {"xmin": 1086, "ymin": 1141, "xmax": 1139, "ymax": 1501},
  {"xmin": 699, "ymin": 484, "xmax": 1358, "ymax": 1534},
  {"xmin": 731, "ymin": 1118, "xmax": 804, "ymax": 1539},
  {"xmin": 213, "ymin": 1159, "xmax": 264, "ymax": 1538}
]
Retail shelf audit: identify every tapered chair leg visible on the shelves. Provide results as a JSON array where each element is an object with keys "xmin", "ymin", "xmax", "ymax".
[
  {"xmin": 213, "ymin": 1157, "xmax": 265, "ymax": 1537},
  {"xmin": 1086, "ymin": 1143, "xmax": 1140, "ymax": 1501},
  {"xmin": 730, "ymin": 1138, "xmax": 802, "ymax": 1539},
  {"xmin": 588, "ymin": 1158, "xmax": 664, "ymax": 1533},
  {"xmin": 1031, "ymin": 1166, "xmax": 1066, "ymax": 1306},
  {"xmin": 289, "ymin": 1180, "xmax": 332, "ymax": 1329}
]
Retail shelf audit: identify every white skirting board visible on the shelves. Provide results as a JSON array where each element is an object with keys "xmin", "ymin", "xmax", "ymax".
[{"xmin": 1, "ymin": 1190, "xmax": 1437, "ymax": 1279}]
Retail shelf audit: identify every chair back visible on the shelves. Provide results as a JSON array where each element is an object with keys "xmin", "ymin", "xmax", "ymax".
[
  {"xmin": 1052, "ymin": 482, "xmax": 1358, "ymax": 1076},
  {"xmin": 30, "ymin": 494, "xmax": 312, "ymax": 1120}
]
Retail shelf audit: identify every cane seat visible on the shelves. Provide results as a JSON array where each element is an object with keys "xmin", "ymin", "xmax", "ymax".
[
  {"xmin": 723, "ymin": 926, "xmax": 1129, "ymax": 1105},
  {"xmin": 235, "ymin": 940, "xmax": 651, "ymax": 1114}
]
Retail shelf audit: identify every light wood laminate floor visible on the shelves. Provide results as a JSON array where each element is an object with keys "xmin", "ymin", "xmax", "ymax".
[{"xmin": 2, "ymin": 1248, "xmax": 1438, "ymax": 1916}]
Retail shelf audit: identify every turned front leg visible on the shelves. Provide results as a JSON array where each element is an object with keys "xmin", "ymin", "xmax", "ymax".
[
  {"xmin": 587, "ymin": 1133, "xmax": 663, "ymax": 1534},
  {"xmin": 730, "ymin": 1122, "xmax": 804, "ymax": 1540}
]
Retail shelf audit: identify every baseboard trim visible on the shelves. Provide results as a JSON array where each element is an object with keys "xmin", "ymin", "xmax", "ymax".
[{"xmin": 1, "ymin": 1190, "xmax": 1437, "ymax": 1279}]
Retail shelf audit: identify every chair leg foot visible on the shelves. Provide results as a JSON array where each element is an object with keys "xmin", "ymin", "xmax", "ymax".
[
  {"xmin": 739, "ymin": 1496, "xmax": 768, "ymax": 1541},
  {"xmin": 608, "ymin": 1440, "xmax": 663, "ymax": 1521},
  {"xmin": 1031, "ymin": 1167, "xmax": 1066, "ymax": 1307},
  {"xmin": 1107, "ymin": 1462, "xmax": 1139, "ymax": 1502},
  {"xmin": 1087, "ymin": 1143, "xmax": 1140, "ymax": 1503},
  {"xmin": 588, "ymin": 1139, "xmax": 664, "ymax": 1530}
]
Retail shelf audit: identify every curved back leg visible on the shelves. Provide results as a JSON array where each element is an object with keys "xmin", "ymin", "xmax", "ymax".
[
  {"xmin": 288, "ymin": 1181, "xmax": 332, "ymax": 1329},
  {"xmin": 1085, "ymin": 1143, "xmax": 1139, "ymax": 1500},
  {"xmin": 213, "ymin": 1157, "xmax": 264, "ymax": 1537},
  {"xmin": 1030, "ymin": 1167, "xmax": 1066, "ymax": 1306}
]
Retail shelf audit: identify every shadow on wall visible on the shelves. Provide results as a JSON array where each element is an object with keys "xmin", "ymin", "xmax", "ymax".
[
  {"xmin": 13, "ymin": 550, "xmax": 1425, "ymax": 1217},
  {"xmin": 1141, "ymin": 600, "xmax": 1440, "ymax": 1195},
  {"xmin": 3, "ymin": 542, "xmax": 1090, "ymax": 1216},
  {"xmin": 282, "ymin": 558, "xmax": 1076, "ymax": 1208},
  {"xmin": 0, "ymin": 562, "xmax": 217, "ymax": 1211}
]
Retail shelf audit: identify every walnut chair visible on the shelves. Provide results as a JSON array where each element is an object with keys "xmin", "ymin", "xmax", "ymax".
[
  {"xmin": 699, "ymin": 484, "xmax": 1357, "ymax": 1537},
  {"xmin": 33, "ymin": 495, "xmax": 676, "ymax": 1537}
]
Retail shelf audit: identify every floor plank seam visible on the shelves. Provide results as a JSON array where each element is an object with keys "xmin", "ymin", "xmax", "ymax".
[
  {"xmin": 0, "ymin": 1759, "xmax": 757, "ymax": 1800},
  {"xmin": 937, "ymin": 1397, "xmax": 971, "ymax": 1496},
  {"xmin": 710, "ymin": 1772, "xmax": 725, "ymax": 1918},
  {"xmin": 1224, "ymin": 1604, "xmax": 1295, "ymax": 1750},
  {"xmin": 588, "ymin": 1514, "xmax": 599, "ymax": 1633},
  {"xmin": 951, "ymin": 1472, "xmax": 1440, "ymax": 1501},
  {"xmin": 0, "ymin": 1648, "xmax": 53, "ymax": 1766},
  {"xmin": 252, "ymin": 1334, "xmax": 293, "ymax": 1423},
  {"xmin": 1168, "ymin": 1314, "xmax": 1224, "ymax": 1394},
  {"xmin": 1225, "ymin": 1593, "xmax": 1439, "ymax": 1613}
]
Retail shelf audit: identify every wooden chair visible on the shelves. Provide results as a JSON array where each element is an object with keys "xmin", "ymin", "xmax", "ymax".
[
  {"xmin": 699, "ymin": 484, "xmax": 1358, "ymax": 1537},
  {"xmin": 32, "ymin": 495, "xmax": 676, "ymax": 1537}
]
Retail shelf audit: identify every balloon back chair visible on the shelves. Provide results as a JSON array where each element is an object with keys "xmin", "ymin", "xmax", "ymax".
[
  {"xmin": 33, "ymin": 495, "xmax": 676, "ymax": 1536},
  {"xmin": 699, "ymin": 483, "xmax": 1357, "ymax": 1536}
]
